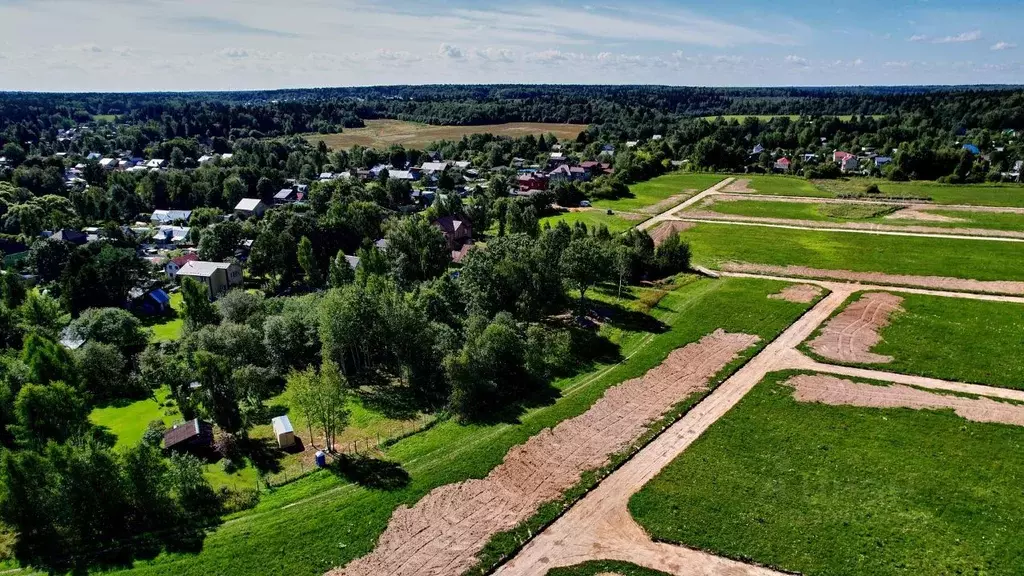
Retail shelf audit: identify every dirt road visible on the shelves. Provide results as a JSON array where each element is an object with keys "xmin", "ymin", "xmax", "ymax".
[
  {"xmin": 493, "ymin": 288, "xmax": 855, "ymax": 576},
  {"xmin": 636, "ymin": 178, "xmax": 733, "ymax": 232}
]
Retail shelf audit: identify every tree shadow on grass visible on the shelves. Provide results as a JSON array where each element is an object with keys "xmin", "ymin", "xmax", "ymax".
[
  {"xmin": 358, "ymin": 385, "xmax": 422, "ymax": 421},
  {"xmin": 591, "ymin": 301, "xmax": 669, "ymax": 335},
  {"xmin": 242, "ymin": 436, "xmax": 286, "ymax": 475},
  {"xmin": 330, "ymin": 454, "xmax": 411, "ymax": 491}
]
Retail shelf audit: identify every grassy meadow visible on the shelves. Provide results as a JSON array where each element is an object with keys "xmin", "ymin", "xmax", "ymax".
[
  {"xmin": 630, "ymin": 371, "xmax": 1024, "ymax": 576},
  {"xmin": 103, "ymin": 276, "xmax": 815, "ymax": 576},
  {"xmin": 540, "ymin": 210, "xmax": 639, "ymax": 234},
  {"xmin": 593, "ymin": 172, "xmax": 726, "ymax": 213},
  {"xmin": 814, "ymin": 179, "xmax": 1024, "ymax": 207},
  {"xmin": 145, "ymin": 292, "xmax": 184, "ymax": 342},
  {"xmin": 680, "ymin": 221, "xmax": 1024, "ymax": 281},
  {"xmin": 802, "ymin": 291, "xmax": 1024, "ymax": 390},
  {"xmin": 307, "ymin": 119, "xmax": 588, "ymax": 150}
]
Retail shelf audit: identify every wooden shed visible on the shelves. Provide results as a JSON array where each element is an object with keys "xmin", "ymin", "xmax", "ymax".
[{"xmin": 272, "ymin": 415, "xmax": 296, "ymax": 449}]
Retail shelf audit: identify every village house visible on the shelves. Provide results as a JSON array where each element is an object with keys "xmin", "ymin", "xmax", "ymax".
[
  {"xmin": 151, "ymin": 209, "xmax": 192, "ymax": 225},
  {"xmin": 145, "ymin": 159, "xmax": 167, "ymax": 169},
  {"xmin": 234, "ymin": 198, "xmax": 267, "ymax": 218},
  {"xmin": 433, "ymin": 216, "xmax": 472, "ymax": 252},
  {"xmin": 50, "ymin": 228, "xmax": 89, "ymax": 246},
  {"xmin": 175, "ymin": 260, "xmax": 243, "ymax": 298},
  {"xmin": 152, "ymin": 225, "xmax": 190, "ymax": 246},
  {"xmin": 274, "ymin": 188, "xmax": 301, "ymax": 204},
  {"xmin": 420, "ymin": 161, "xmax": 449, "ymax": 175},
  {"xmin": 774, "ymin": 157, "xmax": 792, "ymax": 172},
  {"xmin": 164, "ymin": 253, "xmax": 199, "ymax": 278},
  {"xmin": 99, "ymin": 158, "xmax": 118, "ymax": 170},
  {"xmin": 163, "ymin": 419, "xmax": 215, "ymax": 457},
  {"xmin": 518, "ymin": 173, "xmax": 548, "ymax": 192}
]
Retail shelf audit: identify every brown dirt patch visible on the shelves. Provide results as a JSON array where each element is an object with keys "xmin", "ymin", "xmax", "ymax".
[
  {"xmin": 720, "ymin": 263, "xmax": 1024, "ymax": 296},
  {"xmin": 649, "ymin": 220, "xmax": 694, "ymax": 246},
  {"xmin": 722, "ymin": 178, "xmax": 754, "ymax": 193},
  {"xmin": 327, "ymin": 330, "xmax": 760, "ymax": 576},
  {"xmin": 640, "ymin": 190, "xmax": 698, "ymax": 215},
  {"xmin": 786, "ymin": 374, "xmax": 1024, "ymax": 426},
  {"xmin": 807, "ymin": 292, "xmax": 903, "ymax": 364},
  {"xmin": 885, "ymin": 208, "xmax": 966, "ymax": 223},
  {"xmin": 769, "ymin": 284, "xmax": 823, "ymax": 303}
]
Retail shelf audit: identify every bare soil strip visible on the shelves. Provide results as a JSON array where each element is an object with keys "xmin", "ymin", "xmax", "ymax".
[
  {"xmin": 649, "ymin": 221, "xmax": 695, "ymax": 246},
  {"xmin": 677, "ymin": 212, "xmax": 1024, "ymax": 240},
  {"xmin": 494, "ymin": 289, "xmax": 855, "ymax": 576},
  {"xmin": 720, "ymin": 263, "xmax": 1024, "ymax": 296},
  {"xmin": 807, "ymin": 292, "xmax": 903, "ymax": 364},
  {"xmin": 884, "ymin": 208, "xmax": 965, "ymax": 223},
  {"xmin": 721, "ymin": 178, "xmax": 753, "ymax": 193},
  {"xmin": 329, "ymin": 331, "xmax": 759, "ymax": 576},
  {"xmin": 785, "ymin": 374, "xmax": 1024, "ymax": 426},
  {"xmin": 768, "ymin": 284, "xmax": 823, "ymax": 303}
]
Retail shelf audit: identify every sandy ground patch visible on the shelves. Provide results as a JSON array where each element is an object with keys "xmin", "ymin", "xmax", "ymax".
[
  {"xmin": 785, "ymin": 374, "xmax": 1024, "ymax": 427},
  {"xmin": 885, "ymin": 208, "xmax": 966, "ymax": 223},
  {"xmin": 328, "ymin": 330, "xmax": 759, "ymax": 576},
  {"xmin": 722, "ymin": 179, "xmax": 754, "ymax": 193},
  {"xmin": 639, "ymin": 190, "xmax": 699, "ymax": 215},
  {"xmin": 649, "ymin": 220, "xmax": 695, "ymax": 245},
  {"xmin": 807, "ymin": 293, "xmax": 903, "ymax": 364},
  {"xmin": 720, "ymin": 263, "xmax": 1024, "ymax": 296},
  {"xmin": 769, "ymin": 284, "xmax": 823, "ymax": 303},
  {"xmin": 678, "ymin": 211, "xmax": 1024, "ymax": 239}
]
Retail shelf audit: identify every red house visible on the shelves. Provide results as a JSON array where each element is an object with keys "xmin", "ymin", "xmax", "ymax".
[
  {"xmin": 517, "ymin": 173, "xmax": 549, "ymax": 192},
  {"xmin": 774, "ymin": 157, "xmax": 792, "ymax": 171}
]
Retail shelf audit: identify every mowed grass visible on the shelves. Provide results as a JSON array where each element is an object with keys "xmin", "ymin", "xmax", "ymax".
[
  {"xmin": 107, "ymin": 277, "xmax": 815, "ymax": 576},
  {"xmin": 814, "ymin": 178, "xmax": 1024, "ymax": 207},
  {"xmin": 146, "ymin": 293, "xmax": 183, "ymax": 342},
  {"xmin": 742, "ymin": 175, "xmax": 824, "ymax": 197},
  {"xmin": 547, "ymin": 561, "xmax": 671, "ymax": 576},
  {"xmin": 681, "ymin": 221, "xmax": 1024, "ymax": 281},
  {"xmin": 630, "ymin": 371, "xmax": 1024, "ymax": 576},
  {"xmin": 307, "ymin": 119, "xmax": 588, "ymax": 150},
  {"xmin": 540, "ymin": 210, "xmax": 638, "ymax": 234},
  {"xmin": 594, "ymin": 172, "xmax": 726, "ymax": 213},
  {"xmin": 802, "ymin": 292, "xmax": 1024, "ymax": 390},
  {"xmin": 694, "ymin": 197, "xmax": 1024, "ymax": 232}
]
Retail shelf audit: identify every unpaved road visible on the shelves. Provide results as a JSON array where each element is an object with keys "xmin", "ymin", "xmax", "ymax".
[{"xmin": 636, "ymin": 178, "xmax": 733, "ymax": 232}]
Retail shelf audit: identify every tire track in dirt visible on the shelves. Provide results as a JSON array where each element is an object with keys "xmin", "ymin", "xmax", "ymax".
[
  {"xmin": 785, "ymin": 374, "xmax": 1024, "ymax": 426},
  {"xmin": 327, "ymin": 331, "xmax": 760, "ymax": 576},
  {"xmin": 807, "ymin": 292, "xmax": 903, "ymax": 364}
]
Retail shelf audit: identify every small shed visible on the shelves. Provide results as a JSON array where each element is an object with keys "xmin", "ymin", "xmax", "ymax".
[
  {"xmin": 163, "ymin": 419, "xmax": 214, "ymax": 456},
  {"xmin": 272, "ymin": 415, "xmax": 296, "ymax": 449}
]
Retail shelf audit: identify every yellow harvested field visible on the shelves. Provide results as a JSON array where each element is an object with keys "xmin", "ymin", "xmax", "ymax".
[{"xmin": 306, "ymin": 119, "xmax": 589, "ymax": 150}]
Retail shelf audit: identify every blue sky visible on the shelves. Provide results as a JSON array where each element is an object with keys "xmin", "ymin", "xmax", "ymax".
[{"xmin": 0, "ymin": 0, "xmax": 1020, "ymax": 91}]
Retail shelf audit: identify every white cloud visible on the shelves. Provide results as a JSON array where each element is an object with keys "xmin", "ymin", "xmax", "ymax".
[
  {"xmin": 908, "ymin": 34, "xmax": 929, "ymax": 43},
  {"xmin": 474, "ymin": 47, "xmax": 515, "ymax": 62},
  {"xmin": 219, "ymin": 48, "xmax": 250, "ymax": 59},
  {"xmin": 991, "ymin": 41, "xmax": 1018, "ymax": 51},
  {"xmin": 933, "ymin": 30, "xmax": 982, "ymax": 44},
  {"xmin": 438, "ymin": 43, "xmax": 464, "ymax": 59},
  {"xmin": 785, "ymin": 54, "xmax": 809, "ymax": 66}
]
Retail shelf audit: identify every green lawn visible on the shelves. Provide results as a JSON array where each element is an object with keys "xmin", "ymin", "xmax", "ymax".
[
  {"xmin": 802, "ymin": 292, "xmax": 1024, "ymax": 390},
  {"xmin": 814, "ymin": 179, "xmax": 1024, "ymax": 207},
  {"xmin": 547, "ymin": 561, "xmax": 670, "ymax": 576},
  {"xmin": 693, "ymin": 198, "xmax": 1024, "ymax": 233},
  {"xmin": 540, "ymin": 210, "xmax": 638, "ymax": 234},
  {"xmin": 90, "ymin": 387, "xmax": 182, "ymax": 450},
  {"xmin": 681, "ymin": 221, "xmax": 1024, "ymax": 281},
  {"xmin": 105, "ymin": 276, "xmax": 815, "ymax": 576},
  {"xmin": 593, "ymin": 172, "xmax": 725, "ymax": 213},
  {"xmin": 630, "ymin": 371, "xmax": 1024, "ymax": 576},
  {"xmin": 743, "ymin": 175, "xmax": 825, "ymax": 197},
  {"xmin": 147, "ymin": 293, "xmax": 184, "ymax": 342}
]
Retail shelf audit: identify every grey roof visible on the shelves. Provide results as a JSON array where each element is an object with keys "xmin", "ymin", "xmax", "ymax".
[
  {"xmin": 274, "ymin": 189, "xmax": 294, "ymax": 199},
  {"xmin": 344, "ymin": 255, "xmax": 360, "ymax": 270},
  {"xmin": 151, "ymin": 209, "xmax": 192, "ymax": 223},
  {"xmin": 272, "ymin": 415, "xmax": 294, "ymax": 436},
  {"xmin": 421, "ymin": 161, "xmax": 449, "ymax": 172},
  {"xmin": 176, "ymin": 260, "xmax": 232, "ymax": 278},
  {"xmin": 234, "ymin": 198, "xmax": 263, "ymax": 212}
]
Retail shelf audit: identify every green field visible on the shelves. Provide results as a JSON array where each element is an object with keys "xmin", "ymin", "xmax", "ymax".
[
  {"xmin": 681, "ymin": 221, "xmax": 1024, "ymax": 281},
  {"xmin": 547, "ymin": 561, "xmax": 670, "ymax": 576},
  {"xmin": 803, "ymin": 292, "xmax": 1024, "ymax": 390},
  {"xmin": 593, "ymin": 172, "xmax": 725, "ymax": 213},
  {"xmin": 741, "ymin": 175, "xmax": 824, "ymax": 197},
  {"xmin": 630, "ymin": 371, "xmax": 1024, "ymax": 576},
  {"xmin": 540, "ymin": 210, "xmax": 638, "ymax": 234},
  {"xmin": 814, "ymin": 179, "xmax": 1024, "ymax": 207},
  {"xmin": 105, "ymin": 277, "xmax": 815, "ymax": 576},
  {"xmin": 693, "ymin": 198, "xmax": 1024, "ymax": 232}
]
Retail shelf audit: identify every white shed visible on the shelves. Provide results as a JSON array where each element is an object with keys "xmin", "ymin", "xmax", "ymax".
[{"xmin": 272, "ymin": 415, "xmax": 295, "ymax": 449}]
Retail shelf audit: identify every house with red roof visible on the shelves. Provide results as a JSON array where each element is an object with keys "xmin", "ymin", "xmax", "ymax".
[
  {"xmin": 164, "ymin": 253, "xmax": 199, "ymax": 279},
  {"xmin": 774, "ymin": 157, "xmax": 792, "ymax": 171}
]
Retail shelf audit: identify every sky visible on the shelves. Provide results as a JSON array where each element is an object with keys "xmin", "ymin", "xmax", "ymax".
[{"xmin": 0, "ymin": 0, "xmax": 1021, "ymax": 91}]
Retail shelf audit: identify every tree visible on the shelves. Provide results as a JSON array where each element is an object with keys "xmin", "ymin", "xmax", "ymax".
[
  {"xmin": 75, "ymin": 342, "xmax": 131, "ymax": 401},
  {"xmin": 654, "ymin": 232, "xmax": 691, "ymax": 277},
  {"xmin": 66, "ymin": 307, "xmax": 149, "ymax": 361},
  {"xmin": 194, "ymin": 351, "xmax": 243, "ymax": 434},
  {"xmin": 328, "ymin": 250, "xmax": 355, "ymax": 288},
  {"xmin": 60, "ymin": 243, "xmax": 148, "ymax": 317},
  {"xmin": 288, "ymin": 360, "xmax": 349, "ymax": 452},
  {"xmin": 445, "ymin": 313, "xmax": 530, "ymax": 421},
  {"xmin": 12, "ymin": 382, "xmax": 88, "ymax": 446},
  {"xmin": 297, "ymin": 236, "xmax": 323, "ymax": 288},
  {"xmin": 28, "ymin": 239, "xmax": 73, "ymax": 283},
  {"xmin": 197, "ymin": 221, "xmax": 242, "ymax": 261},
  {"xmin": 15, "ymin": 290, "xmax": 65, "ymax": 340},
  {"xmin": 385, "ymin": 217, "xmax": 450, "ymax": 286},
  {"xmin": 560, "ymin": 236, "xmax": 611, "ymax": 311},
  {"xmin": 21, "ymin": 333, "xmax": 78, "ymax": 387},
  {"xmin": 180, "ymin": 277, "xmax": 220, "ymax": 333},
  {"xmin": 216, "ymin": 289, "xmax": 266, "ymax": 327}
]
